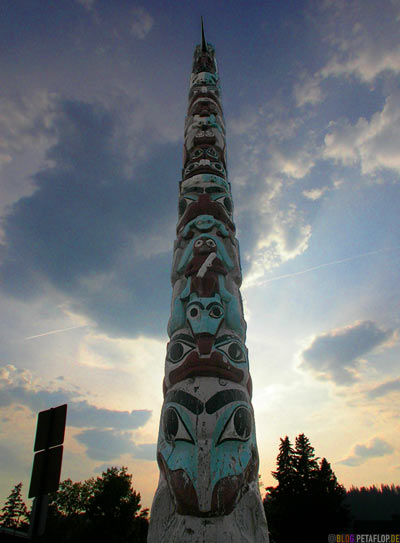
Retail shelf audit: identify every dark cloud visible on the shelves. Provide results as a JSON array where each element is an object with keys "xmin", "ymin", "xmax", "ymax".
[
  {"xmin": 0, "ymin": 381, "xmax": 151, "ymax": 431},
  {"xmin": 300, "ymin": 320, "xmax": 392, "ymax": 385},
  {"xmin": 76, "ymin": 428, "xmax": 155, "ymax": 461},
  {"xmin": 0, "ymin": 98, "xmax": 180, "ymax": 338},
  {"xmin": 367, "ymin": 377, "xmax": 400, "ymax": 399},
  {"xmin": 339, "ymin": 437, "xmax": 394, "ymax": 467}
]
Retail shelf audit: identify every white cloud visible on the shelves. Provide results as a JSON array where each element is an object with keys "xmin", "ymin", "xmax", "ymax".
[
  {"xmin": 130, "ymin": 7, "xmax": 154, "ymax": 40},
  {"xmin": 300, "ymin": 320, "xmax": 394, "ymax": 385},
  {"xmin": 243, "ymin": 201, "xmax": 311, "ymax": 288},
  {"xmin": 0, "ymin": 92, "xmax": 56, "ymax": 160},
  {"xmin": 339, "ymin": 437, "xmax": 394, "ymax": 466},
  {"xmin": 269, "ymin": 145, "xmax": 317, "ymax": 179},
  {"xmin": 294, "ymin": 74, "xmax": 323, "ymax": 107},
  {"xmin": 293, "ymin": 1, "xmax": 400, "ymax": 111},
  {"xmin": 324, "ymin": 93, "xmax": 400, "ymax": 175},
  {"xmin": 316, "ymin": 0, "xmax": 400, "ymax": 83},
  {"xmin": 302, "ymin": 186, "xmax": 329, "ymax": 200},
  {"xmin": 230, "ymin": 108, "xmax": 259, "ymax": 136},
  {"xmin": 321, "ymin": 45, "xmax": 400, "ymax": 83},
  {"xmin": 0, "ymin": 364, "xmax": 152, "ymax": 430},
  {"xmin": 0, "ymin": 92, "xmax": 57, "ymax": 220}
]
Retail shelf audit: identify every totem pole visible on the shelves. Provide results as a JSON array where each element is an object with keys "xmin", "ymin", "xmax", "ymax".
[{"xmin": 147, "ymin": 22, "xmax": 269, "ymax": 543}]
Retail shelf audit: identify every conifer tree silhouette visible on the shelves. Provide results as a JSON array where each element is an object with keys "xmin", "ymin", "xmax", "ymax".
[
  {"xmin": 264, "ymin": 434, "xmax": 349, "ymax": 542},
  {"xmin": 0, "ymin": 482, "xmax": 29, "ymax": 530}
]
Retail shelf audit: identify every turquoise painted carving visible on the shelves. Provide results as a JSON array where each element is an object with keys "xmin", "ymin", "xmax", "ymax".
[
  {"xmin": 149, "ymin": 23, "xmax": 269, "ymax": 543},
  {"xmin": 186, "ymin": 292, "xmax": 224, "ymax": 336},
  {"xmin": 181, "ymin": 214, "xmax": 230, "ymax": 238},
  {"xmin": 164, "ymin": 331, "xmax": 250, "ymax": 389},
  {"xmin": 180, "ymin": 173, "xmax": 230, "ymax": 195},
  {"xmin": 177, "ymin": 234, "xmax": 233, "ymax": 273},
  {"xmin": 157, "ymin": 385, "xmax": 258, "ymax": 516}
]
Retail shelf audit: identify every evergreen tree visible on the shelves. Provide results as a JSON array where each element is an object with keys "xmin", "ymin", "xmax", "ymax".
[
  {"xmin": 264, "ymin": 436, "xmax": 297, "ymax": 541},
  {"xmin": 264, "ymin": 434, "xmax": 350, "ymax": 542},
  {"xmin": 293, "ymin": 433, "xmax": 319, "ymax": 493},
  {"xmin": 0, "ymin": 482, "xmax": 29, "ymax": 530},
  {"xmin": 346, "ymin": 484, "xmax": 400, "ymax": 523},
  {"xmin": 270, "ymin": 436, "xmax": 296, "ymax": 493}
]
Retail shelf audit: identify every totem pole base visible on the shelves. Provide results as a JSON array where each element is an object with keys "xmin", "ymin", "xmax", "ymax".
[{"xmin": 148, "ymin": 477, "xmax": 269, "ymax": 543}]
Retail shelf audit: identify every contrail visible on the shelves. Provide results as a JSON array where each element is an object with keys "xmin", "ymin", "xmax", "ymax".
[
  {"xmin": 261, "ymin": 247, "xmax": 400, "ymax": 285},
  {"xmin": 24, "ymin": 325, "xmax": 86, "ymax": 340}
]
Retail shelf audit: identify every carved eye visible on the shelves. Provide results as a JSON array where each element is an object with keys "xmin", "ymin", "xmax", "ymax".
[
  {"xmin": 187, "ymin": 306, "xmax": 201, "ymax": 319},
  {"xmin": 214, "ymin": 195, "xmax": 232, "ymax": 214},
  {"xmin": 217, "ymin": 406, "xmax": 252, "ymax": 445},
  {"xmin": 206, "ymin": 239, "xmax": 216, "ymax": 248},
  {"xmin": 167, "ymin": 341, "xmax": 194, "ymax": 364},
  {"xmin": 217, "ymin": 341, "xmax": 246, "ymax": 364},
  {"xmin": 163, "ymin": 407, "xmax": 194, "ymax": 444},
  {"xmin": 209, "ymin": 305, "xmax": 223, "ymax": 319},
  {"xmin": 194, "ymin": 239, "xmax": 204, "ymax": 248},
  {"xmin": 179, "ymin": 197, "xmax": 196, "ymax": 216},
  {"xmin": 186, "ymin": 163, "xmax": 197, "ymax": 172},
  {"xmin": 206, "ymin": 147, "xmax": 218, "ymax": 158},
  {"xmin": 192, "ymin": 148, "xmax": 203, "ymax": 159}
]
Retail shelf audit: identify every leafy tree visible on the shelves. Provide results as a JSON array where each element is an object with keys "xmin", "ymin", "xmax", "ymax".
[
  {"xmin": 86, "ymin": 467, "xmax": 148, "ymax": 541},
  {"xmin": 45, "ymin": 466, "xmax": 148, "ymax": 543},
  {"xmin": 0, "ymin": 482, "xmax": 30, "ymax": 530},
  {"xmin": 264, "ymin": 434, "xmax": 350, "ymax": 542}
]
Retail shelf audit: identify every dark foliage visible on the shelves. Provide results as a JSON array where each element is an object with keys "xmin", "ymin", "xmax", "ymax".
[
  {"xmin": 44, "ymin": 466, "xmax": 148, "ymax": 543},
  {"xmin": 264, "ymin": 434, "xmax": 350, "ymax": 542},
  {"xmin": 0, "ymin": 482, "xmax": 30, "ymax": 531},
  {"xmin": 346, "ymin": 484, "xmax": 400, "ymax": 523}
]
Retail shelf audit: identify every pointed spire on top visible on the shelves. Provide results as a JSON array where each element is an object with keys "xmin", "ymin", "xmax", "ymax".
[{"xmin": 201, "ymin": 16, "xmax": 208, "ymax": 52}]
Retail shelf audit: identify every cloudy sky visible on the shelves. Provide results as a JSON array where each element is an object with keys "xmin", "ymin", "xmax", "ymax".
[{"xmin": 1, "ymin": 0, "xmax": 399, "ymax": 510}]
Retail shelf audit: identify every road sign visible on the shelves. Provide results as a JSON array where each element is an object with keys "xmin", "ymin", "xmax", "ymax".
[
  {"xmin": 34, "ymin": 404, "xmax": 67, "ymax": 452},
  {"xmin": 28, "ymin": 446, "xmax": 64, "ymax": 498},
  {"xmin": 28, "ymin": 404, "xmax": 67, "ymax": 499}
]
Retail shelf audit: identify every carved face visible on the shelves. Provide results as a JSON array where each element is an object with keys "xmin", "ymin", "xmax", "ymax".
[
  {"xmin": 183, "ymin": 158, "xmax": 226, "ymax": 179},
  {"xmin": 178, "ymin": 189, "xmax": 232, "ymax": 219},
  {"xmin": 186, "ymin": 293, "xmax": 224, "ymax": 336},
  {"xmin": 190, "ymin": 71, "xmax": 220, "ymax": 89},
  {"xmin": 193, "ymin": 237, "xmax": 216, "ymax": 254},
  {"xmin": 180, "ymin": 174, "xmax": 230, "ymax": 194},
  {"xmin": 177, "ymin": 234, "xmax": 233, "ymax": 274},
  {"xmin": 186, "ymin": 113, "xmax": 225, "ymax": 135},
  {"xmin": 177, "ymin": 193, "xmax": 235, "ymax": 235},
  {"xmin": 189, "ymin": 100, "xmax": 221, "ymax": 119},
  {"xmin": 164, "ymin": 331, "xmax": 250, "ymax": 389},
  {"xmin": 157, "ymin": 382, "xmax": 258, "ymax": 516},
  {"xmin": 192, "ymin": 52, "xmax": 216, "ymax": 74}
]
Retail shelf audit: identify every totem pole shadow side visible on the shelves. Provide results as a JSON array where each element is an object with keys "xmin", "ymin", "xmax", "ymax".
[{"xmin": 148, "ymin": 24, "xmax": 270, "ymax": 543}]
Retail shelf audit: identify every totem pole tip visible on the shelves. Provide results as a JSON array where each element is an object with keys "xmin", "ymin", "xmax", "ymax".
[{"xmin": 201, "ymin": 16, "xmax": 208, "ymax": 52}]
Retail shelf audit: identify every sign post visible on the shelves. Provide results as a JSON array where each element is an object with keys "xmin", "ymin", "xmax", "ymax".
[{"xmin": 28, "ymin": 404, "xmax": 67, "ymax": 539}]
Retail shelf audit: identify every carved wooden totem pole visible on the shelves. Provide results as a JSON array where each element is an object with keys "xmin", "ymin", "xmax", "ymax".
[{"xmin": 148, "ymin": 23, "xmax": 269, "ymax": 543}]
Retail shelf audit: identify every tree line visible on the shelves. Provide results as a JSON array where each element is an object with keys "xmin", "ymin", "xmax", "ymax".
[
  {"xmin": 0, "ymin": 467, "xmax": 148, "ymax": 542},
  {"xmin": 1, "ymin": 435, "xmax": 400, "ymax": 542}
]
